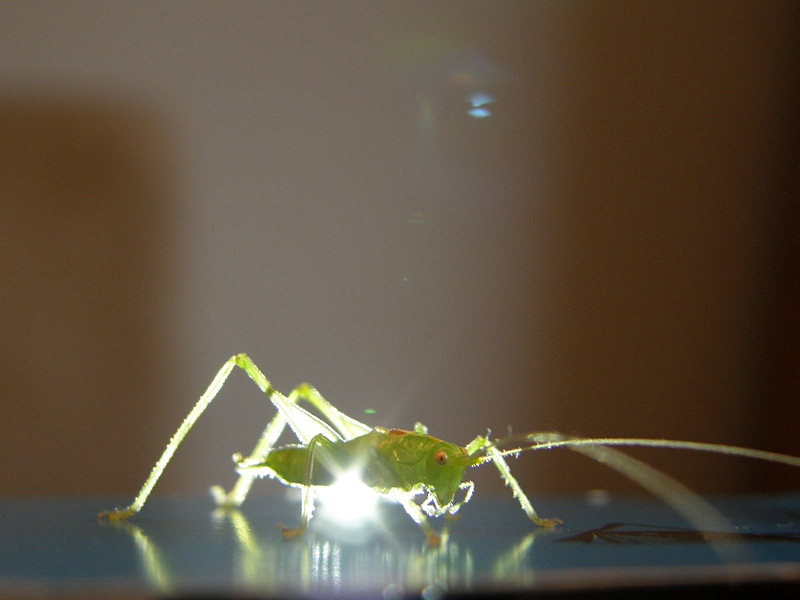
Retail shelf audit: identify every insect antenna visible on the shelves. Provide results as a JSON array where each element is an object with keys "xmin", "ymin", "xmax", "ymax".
[
  {"xmin": 472, "ymin": 433, "xmax": 769, "ymax": 563},
  {"xmin": 480, "ymin": 434, "xmax": 800, "ymax": 470}
]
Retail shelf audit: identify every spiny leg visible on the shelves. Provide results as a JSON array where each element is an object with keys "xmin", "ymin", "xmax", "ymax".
[
  {"xmin": 234, "ymin": 354, "xmax": 369, "ymax": 442},
  {"xmin": 99, "ymin": 353, "xmax": 320, "ymax": 519},
  {"xmin": 210, "ymin": 410, "xmax": 289, "ymax": 508},
  {"xmin": 99, "ymin": 356, "xmax": 239, "ymax": 520},
  {"xmin": 445, "ymin": 481, "xmax": 475, "ymax": 517},
  {"xmin": 213, "ymin": 356, "xmax": 371, "ymax": 507},
  {"xmin": 286, "ymin": 383, "xmax": 372, "ymax": 440},
  {"xmin": 210, "ymin": 356, "xmax": 291, "ymax": 507},
  {"xmin": 466, "ymin": 435, "xmax": 561, "ymax": 527}
]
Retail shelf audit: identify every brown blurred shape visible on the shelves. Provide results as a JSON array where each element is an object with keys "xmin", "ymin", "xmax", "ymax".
[
  {"xmin": 0, "ymin": 97, "xmax": 180, "ymax": 495},
  {"xmin": 536, "ymin": 2, "xmax": 800, "ymax": 495}
]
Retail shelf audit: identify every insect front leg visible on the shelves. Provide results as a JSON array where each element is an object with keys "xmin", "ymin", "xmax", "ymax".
[
  {"xmin": 392, "ymin": 490, "xmax": 443, "ymax": 547},
  {"xmin": 466, "ymin": 436, "xmax": 561, "ymax": 528}
]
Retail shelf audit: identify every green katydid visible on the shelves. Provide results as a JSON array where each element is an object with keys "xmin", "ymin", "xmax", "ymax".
[{"xmin": 99, "ymin": 354, "xmax": 800, "ymax": 546}]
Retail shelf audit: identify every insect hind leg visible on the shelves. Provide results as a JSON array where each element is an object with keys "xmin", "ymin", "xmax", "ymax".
[
  {"xmin": 99, "ymin": 353, "xmax": 302, "ymax": 519},
  {"xmin": 99, "ymin": 356, "xmax": 239, "ymax": 520},
  {"xmin": 212, "ymin": 355, "xmax": 372, "ymax": 508},
  {"xmin": 210, "ymin": 355, "xmax": 294, "ymax": 508}
]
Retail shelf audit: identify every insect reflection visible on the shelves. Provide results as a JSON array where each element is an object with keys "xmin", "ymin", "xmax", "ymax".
[{"xmin": 107, "ymin": 503, "xmax": 548, "ymax": 596}]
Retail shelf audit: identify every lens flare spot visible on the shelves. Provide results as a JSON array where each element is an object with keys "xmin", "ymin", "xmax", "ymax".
[
  {"xmin": 467, "ymin": 107, "xmax": 491, "ymax": 118},
  {"xmin": 317, "ymin": 471, "xmax": 379, "ymax": 525},
  {"xmin": 466, "ymin": 92, "xmax": 494, "ymax": 118},
  {"xmin": 468, "ymin": 92, "xmax": 494, "ymax": 107}
]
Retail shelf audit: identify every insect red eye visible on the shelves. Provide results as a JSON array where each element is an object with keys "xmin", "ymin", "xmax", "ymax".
[{"xmin": 434, "ymin": 450, "xmax": 448, "ymax": 465}]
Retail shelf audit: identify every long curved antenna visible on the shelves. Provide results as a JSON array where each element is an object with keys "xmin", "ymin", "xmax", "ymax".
[
  {"xmin": 484, "ymin": 435, "xmax": 800, "ymax": 469},
  {"xmin": 474, "ymin": 432, "xmax": 800, "ymax": 563},
  {"xmin": 559, "ymin": 442, "xmax": 742, "ymax": 563}
]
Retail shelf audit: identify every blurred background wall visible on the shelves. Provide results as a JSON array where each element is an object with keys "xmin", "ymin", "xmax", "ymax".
[{"xmin": 0, "ymin": 2, "xmax": 798, "ymax": 500}]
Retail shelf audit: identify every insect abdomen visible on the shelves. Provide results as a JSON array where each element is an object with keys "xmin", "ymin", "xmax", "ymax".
[{"xmin": 263, "ymin": 447, "xmax": 336, "ymax": 486}]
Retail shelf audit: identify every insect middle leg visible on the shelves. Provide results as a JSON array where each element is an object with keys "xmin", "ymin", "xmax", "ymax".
[
  {"xmin": 212, "ymin": 356, "xmax": 371, "ymax": 508},
  {"xmin": 278, "ymin": 433, "xmax": 354, "ymax": 539}
]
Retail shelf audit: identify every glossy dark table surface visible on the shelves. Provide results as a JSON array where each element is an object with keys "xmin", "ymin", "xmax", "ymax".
[{"xmin": 2, "ymin": 494, "xmax": 800, "ymax": 598}]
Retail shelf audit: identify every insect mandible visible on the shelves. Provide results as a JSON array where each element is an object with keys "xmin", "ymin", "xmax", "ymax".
[{"xmin": 99, "ymin": 354, "xmax": 800, "ymax": 546}]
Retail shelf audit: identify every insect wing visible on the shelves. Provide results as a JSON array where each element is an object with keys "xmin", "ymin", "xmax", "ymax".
[
  {"xmin": 318, "ymin": 403, "xmax": 371, "ymax": 440},
  {"xmin": 269, "ymin": 391, "xmax": 343, "ymax": 444}
]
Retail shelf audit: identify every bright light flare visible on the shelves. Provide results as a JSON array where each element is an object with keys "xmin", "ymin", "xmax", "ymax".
[
  {"xmin": 467, "ymin": 107, "xmax": 491, "ymax": 118},
  {"xmin": 316, "ymin": 471, "xmax": 379, "ymax": 525},
  {"xmin": 466, "ymin": 92, "xmax": 494, "ymax": 118}
]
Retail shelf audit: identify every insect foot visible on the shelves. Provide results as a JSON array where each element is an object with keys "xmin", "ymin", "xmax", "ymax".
[
  {"xmin": 531, "ymin": 516, "xmax": 562, "ymax": 528},
  {"xmin": 98, "ymin": 507, "xmax": 136, "ymax": 522},
  {"xmin": 210, "ymin": 485, "xmax": 238, "ymax": 508},
  {"xmin": 281, "ymin": 526, "xmax": 306, "ymax": 540},
  {"xmin": 426, "ymin": 532, "xmax": 442, "ymax": 547}
]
